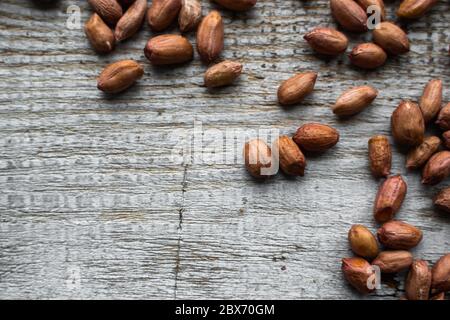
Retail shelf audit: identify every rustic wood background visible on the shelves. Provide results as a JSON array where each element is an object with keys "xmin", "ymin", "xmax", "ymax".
[{"xmin": 0, "ymin": 0, "xmax": 449, "ymax": 300}]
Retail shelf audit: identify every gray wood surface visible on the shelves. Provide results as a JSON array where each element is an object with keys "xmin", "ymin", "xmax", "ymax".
[{"xmin": 0, "ymin": 0, "xmax": 449, "ymax": 300}]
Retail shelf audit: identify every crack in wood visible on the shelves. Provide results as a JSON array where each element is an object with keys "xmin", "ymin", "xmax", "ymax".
[{"xmin": 174, "ymin": 164, "xmax": 189, "ymax": 299}]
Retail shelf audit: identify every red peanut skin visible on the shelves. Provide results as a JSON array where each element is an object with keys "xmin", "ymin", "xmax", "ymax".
[
  {"xmin": 422, "ymin": 151, "xmax": 450, "ymax": 185},
  {"xmin": 406, "ymin": 260, "xmax": 432, "ymax": 300},
  {"xmin": 377, "ymin": 221, "xmax": 423, "ymax": 250},
  {"xmin": 431, "ymin": 253, "xmax": 450, "ymax": 294},
  {"xmin": 341, "ymin": 257, "xmax": 375, "ymax": 294},
  {"xmin": 373, "ymin": 175, "xmax": 407, "ymax": 223},
  {"xmin": 213, "ymin": 0, "xmax": 257, "ymax": 11}
]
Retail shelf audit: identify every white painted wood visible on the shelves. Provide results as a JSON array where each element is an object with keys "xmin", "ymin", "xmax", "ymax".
[{"xmin": 0, "ymin": 0, "xmax": 449, "ymax": 299}]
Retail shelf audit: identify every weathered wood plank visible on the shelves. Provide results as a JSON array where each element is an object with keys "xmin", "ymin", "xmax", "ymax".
[{"xmin": 0, "ymin": 0, "xmax": 449, "ymax": 299}]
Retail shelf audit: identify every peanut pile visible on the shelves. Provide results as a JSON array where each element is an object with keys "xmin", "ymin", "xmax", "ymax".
[
  {"xmin": 342, "ymin": 79, "xmax": 449, "ymax": 300},
  {"xmin": 88, "ymin": 0, "xmax": 245, "ymax": 93},
  {"xmin": 83, "ymin": 0, "xmax": 448, "ymax": 299}
]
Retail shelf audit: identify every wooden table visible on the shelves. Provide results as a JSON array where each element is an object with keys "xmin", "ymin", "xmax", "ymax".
[{"xmin": 0, "ymin": 0, "xmax": 449, "ymax": 299}]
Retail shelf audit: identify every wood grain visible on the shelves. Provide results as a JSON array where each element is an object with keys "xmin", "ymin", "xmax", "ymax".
[{"xmin": 0, "ymin": 0, "xmax": 449, "ymax": 299}]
